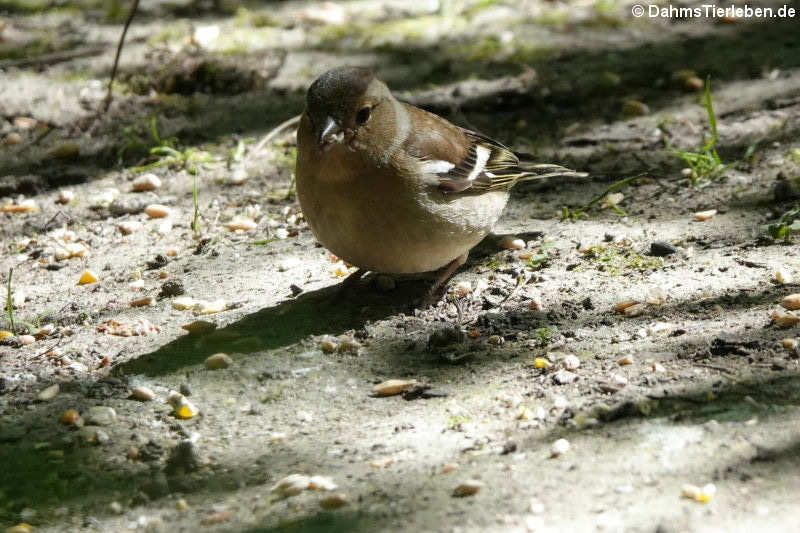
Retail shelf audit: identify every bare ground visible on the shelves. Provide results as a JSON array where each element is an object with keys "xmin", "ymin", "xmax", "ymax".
[{"xmin": 2, "ymin": 1, "xmax": 800, "ymax": 532}]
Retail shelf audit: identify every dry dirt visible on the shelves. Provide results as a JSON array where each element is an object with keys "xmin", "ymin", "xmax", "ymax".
[{"xmin": 2, "ymin": 1, "xmax": 800, "ymax": 532}]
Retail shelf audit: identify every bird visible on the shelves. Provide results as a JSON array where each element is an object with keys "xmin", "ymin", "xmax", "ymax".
[{"xmin": 295, "ymin": 66, "xmax": 586, "ymax": 296}]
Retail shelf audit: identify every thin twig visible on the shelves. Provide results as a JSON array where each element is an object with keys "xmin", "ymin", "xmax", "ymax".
[
  {"xmin": 0, "ymin": 46, "xmax": 105, "ymax": 70},
  {"xmin": 104, "ymin": 0, "xmax": 140, "ymax": 112},
  {"xmin": 251, "ymin": 114, "xmax": 301, "ymax": 155}
]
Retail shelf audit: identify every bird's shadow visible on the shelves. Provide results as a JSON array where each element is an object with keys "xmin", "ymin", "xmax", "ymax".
[{"xmin": 112, "ymin": 232, "xmax": 532, "ymax": 377}]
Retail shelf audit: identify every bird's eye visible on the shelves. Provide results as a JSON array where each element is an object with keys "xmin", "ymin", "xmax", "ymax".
[{"xmin": 356, "ymin": 106, "xmax": 371, "ymax": 125}]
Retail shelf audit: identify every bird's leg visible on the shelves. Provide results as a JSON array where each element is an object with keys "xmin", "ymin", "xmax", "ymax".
[
  {"xmin": 337, "ymin": 268, "xmax": 366, "ymax": 295},
  {"xmin": 428, "ymin": 252, "xmax": 468, "ymax": 295}
]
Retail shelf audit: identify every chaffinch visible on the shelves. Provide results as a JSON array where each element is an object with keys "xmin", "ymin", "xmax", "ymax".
[{"xmin": 296, "ymin": 66, "xmax": 586, "ymax": 293}]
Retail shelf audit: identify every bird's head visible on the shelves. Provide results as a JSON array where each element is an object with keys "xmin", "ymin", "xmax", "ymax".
[{"xmin": 304, "ymin": 66, "xmax": 393, "ymax": 153}]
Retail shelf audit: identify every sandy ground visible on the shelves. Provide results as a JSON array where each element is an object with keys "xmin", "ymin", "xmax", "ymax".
[{"xmin": 2, "ymin": 1, "xmax": 800, "ymax": 532}]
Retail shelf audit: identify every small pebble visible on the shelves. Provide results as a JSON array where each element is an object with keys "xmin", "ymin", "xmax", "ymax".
[
  {"xmin": 453, "ymin": 480, "xmax": 483, "ymax": 497},
  {"xmin": 552, "ymin": 370, "xmax": 577, "ymax": 385},
  {"xmin": 278, "ymin": 257, "xmax": 301, "ymax": 271},
  {"xmin": 37, "ymin": 384, "xmax": 60, "ymax": 401},
  {"xmin": 57, "ymin": 190, "xmax": 75, "ymax": 204},
  {"xmin": 5, "ymin": 132, "xmax": 22, "ymax": 145},
  {"xmin": 144, "ymin": 204, "xmax": 170, "ymax": 218},
  {"xmin": 561, "ymin": 354, "xmax": 580, "ymax": 371},
  {"xmin": 205, "ymin": 353, "xmax": 233, "ymax": 370},
  {"xmin": 131, "ymin": 173, "xmax": 162, "ymax": 192},
  {"xmin": 650, "ymin": 241, "xmax": 677, "ymax": 257},
  {"xmin": 373, "ymin": 379, "xmax": 417, "ymax": 397},
  {"xmin": 693, "ymin": 209, "xmax": 717, "ymax": 221},
  {"xmin": 645, "ymin": 287, "xmax": 668, "ymax": 305},
  {"xmin": 86, "ymin": 406, "xmax": 117, "ymax": 426},
  {"xmin": 550, "ymin": 438, "xmax": 570, "ymax": 457}
]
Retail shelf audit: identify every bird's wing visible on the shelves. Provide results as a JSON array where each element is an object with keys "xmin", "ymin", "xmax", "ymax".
[{"xmin": 402, "ymin": 104, "xmax": 582, "ymax": 194}]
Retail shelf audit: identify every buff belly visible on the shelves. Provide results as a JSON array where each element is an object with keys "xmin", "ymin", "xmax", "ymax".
[{"xmin": 298, "ymin": 178, "xmax": 509, "ymax": 274}]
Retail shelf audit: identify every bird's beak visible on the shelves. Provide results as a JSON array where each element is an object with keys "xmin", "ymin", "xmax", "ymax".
[{"xmin": 318, "ymin": 116, "xmax": 343, "ymax": 151}]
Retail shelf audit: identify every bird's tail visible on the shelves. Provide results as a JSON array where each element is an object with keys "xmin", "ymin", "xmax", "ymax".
[
  {"xmin": 517, "ymin": 156, "xmax": 588, "ymax": 182},
  {"xmin": 519, "ymin": 161, "xmax": 589, "ymax": 181}
]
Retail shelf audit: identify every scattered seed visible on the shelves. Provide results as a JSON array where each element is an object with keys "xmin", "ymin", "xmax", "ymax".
[
  {"xmin": 500, "ymin": 236, "xmax": 525, "ymax": 250},
  {"xmin": 59, "ymin": 409, "xmax": 82, "ymax": 425},
  {"xmin": 561, "ymin": 354, "xmax": 580, "ymax": 371},
  {"xmin": 197, "ymin": 299, "xmax": 227, "ymax": 314},
  {"xmin": 781, "ymin": 294, "xmax": 800, "ymax": 310},
  {"xmin": 202, "ymin": 511, "xmax": 234, "ymax": 525},
  {"xmin": 681, "ymin": 483, "xmax": 716, "ymax": 503},
  {"xmin": 775, "ymin": 267, "xmax": 793, "ymax": 285},
  {"xmin": 131, "ymin": 173, "xmax": 162, "ymax": 192},
  {"xmin": 167, "ymin": 391, "xmax": 199, "ymax": 419},
  {"xmin": 129, "ymin": 279, "xmax": 145, "ymax": 291},
  {"xmin": 778, "ymin": 338, "xmax": 798, "ymax": 350},
  {"xmin": 205, "ymin": 353, "xmax": 233, "ymax": 370},
  {"xmin": 172, "ymin": 297, "xmax": 196, "ymax": 310},
  {"xmin": 166, "ymin": 247, "xmax": 178, "ymax": 257},
  {"xmin": 373, "ymin": 379, "xmax": 417, "ymax": 397},
  {"xmin": 0, "ymin": 330, "xmax": 13, "ymax": 340},
  {"xmin": 771, "ymin": 310, "xmax": 800, "ymax": 328},
  {"xmin": 144, "ymin": 204, "xmax": 170, "ymax": 218},
  {"xmin": 5, "ymin": 132, "xmax": 22, "ymax": 145},
  {"xmin": 622, "ymin": 99, "xmax": 649, "ymax": 117},
  {"xmin": 77, "ymin": 270, "xmax": 98, "ymax": 285},
  {"xmin": 320, "ymin": 338, "xmax": 338, "ymax": 353},
  {"xmin": 623, "ymin": 303, "xmax": 647, "ymax": 317},
  {"xmin": 20, "ymin": 334, "xmax": 35, "ymax": 345},
  {"xmin": 617, "ymin": 355, "xmax": 634, "ymax": 366},
  {"xmin": 488, "ymin": 334, "xmax": 504, "ymax": 345},
  {"xmin": 613, "ymin": 299, "xmax": 639, "ymax": 312},
  {"xmin": 130, "ymin": 296, "xmax": 154, "ymax": 308},
  {"xmin": 5, "ymin": 524, "xmax": 33, "ymax": 533},
  {"xmin": 271, "ymin": 474, "xmax": 311, "ymax": 497},
  {"xmin": 652, "ymin": 362, "xmax": 666, "ymax": 372},
  {"xmin": 441, "ymin": 463, "xmax": 459, "ymax": 473},
  {"xmin": 37, "ymin": 384, "xmax": 59, "ymax": 401},
  {"xmin": 319, "ymin": 493, "xmax": 348, "ymax": 509},
  {"xmin": 693, "ymin": 209, "xmax": 717, "ymax": 221},
  {"xmin": 451, "ymin": 281, "xmax": 472, "ymax": 297},
  {"xmin": 131, "ymin": 386, "xmax": 155, "ymax": 401},
  {"xmin": 97, "ymin": 318, "xmax": 160, "ymax": 336},
  {"xmin": 337, "ymin": 336, "xmax": 361, "ymax": 352},
  {"xmin": 308, "ymin": 475, "xmax": 337, "ymax": 491},
  {"xmin": 550, "ymin": 438, "xmax": 570, "ymax": 457},
  {"xmin": 226, "ymin": 216, "xmax": 257, "ymax": 232},
  {"xmin": 1, "ymin": 199, "xmax": 37, "ymax": 213},
  {"xmin": 534, "ymin": 357, "xmax": 552, "ymax": 369},
  {"xmin": 453, "ymin": 480, "xmax": 483, "ymax": 497}
]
